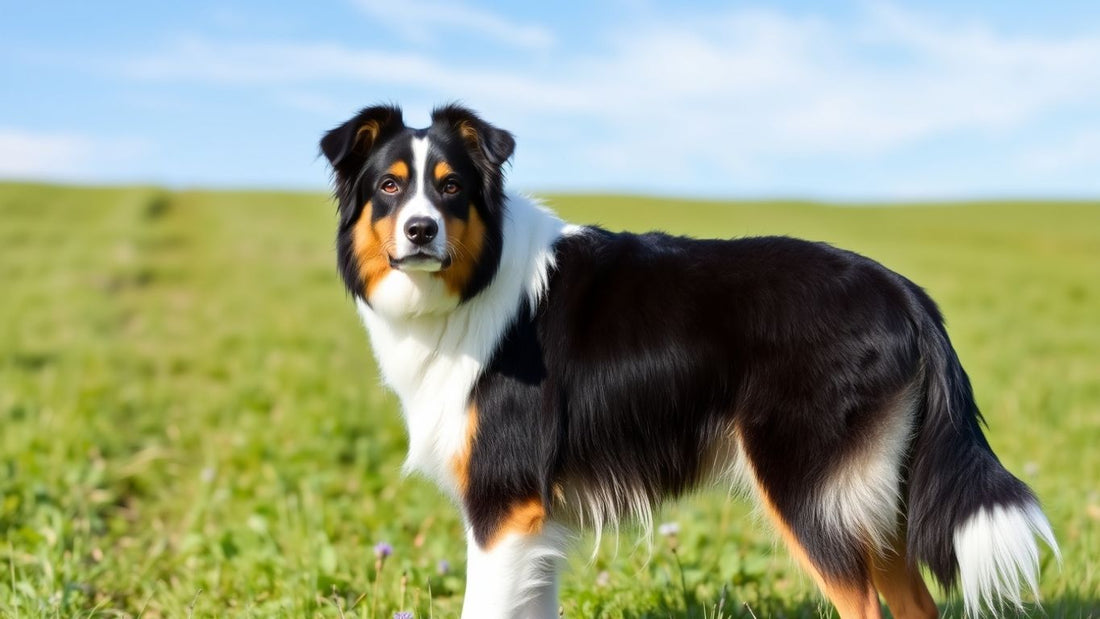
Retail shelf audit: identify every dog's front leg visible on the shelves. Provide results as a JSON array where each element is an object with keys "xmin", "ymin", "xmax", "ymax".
[{"xmin": 460, "ymin": 515, "xmax": 568, "ymax": 618}]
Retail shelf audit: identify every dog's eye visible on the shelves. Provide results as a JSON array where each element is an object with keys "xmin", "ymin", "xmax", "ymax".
[
  {"xmin": 442, "ymin": 180, "xmax": 461, "ymax": 195},
  {"xmin": 380, "ymin": 179, "xmax": 400, "ymax": 194}
]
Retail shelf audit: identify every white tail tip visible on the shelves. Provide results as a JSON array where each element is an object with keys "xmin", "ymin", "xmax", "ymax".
[{"xmin": 954, "ymin": 502, "xmax": 1060, "ymax": 617}]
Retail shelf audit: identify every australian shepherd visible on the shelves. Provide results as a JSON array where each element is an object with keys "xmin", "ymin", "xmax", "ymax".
[{"xmin": 320, "ymin": 104, "xmax": 1058, "ymax": 618}]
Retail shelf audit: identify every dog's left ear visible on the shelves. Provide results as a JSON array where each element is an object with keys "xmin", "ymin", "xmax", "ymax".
[
  {"xmin": 431, "ymin": 104, "xmax": 515, "ymax": 174},
  {"xmin": 321, "ymin": 105, "xmax": 404, "ymax": 190}
]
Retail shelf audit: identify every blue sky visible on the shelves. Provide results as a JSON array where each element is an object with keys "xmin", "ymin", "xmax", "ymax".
[{"xmin": 3, "ymin": 0, "xmax": 1100, "ymax": 199}]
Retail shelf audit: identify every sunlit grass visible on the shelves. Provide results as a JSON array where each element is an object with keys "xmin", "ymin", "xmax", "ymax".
[{"xmin": 1, "ymin": 183, "xmax": 1096, "ymax": 617}]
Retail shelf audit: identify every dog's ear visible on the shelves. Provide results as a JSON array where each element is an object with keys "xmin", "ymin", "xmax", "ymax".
[
  {"xmin": 431, "ymin": 104, "xmax": 515, "ymax": 172},
  {"xmin": 431, "ymin": 105, "xmax": 514, "ymax": 210},
  {"xmin": 320, "ymin": 105, "xmax": 404, "ymax": 188}
]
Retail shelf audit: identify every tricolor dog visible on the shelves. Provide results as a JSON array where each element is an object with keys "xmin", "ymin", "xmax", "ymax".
[{"xmin": 320, "ymin": 104, "xmax": 1058, "ymax": 618}]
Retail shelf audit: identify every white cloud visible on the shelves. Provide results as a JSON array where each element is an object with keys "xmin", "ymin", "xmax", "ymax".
[
  {"xmin": 0, "ymin": 130, "xmax": 94, "ymax": 177},
  {"xmin": 351, "ymin": 0, "xmax": 554, "ymax": 51},
  {"xmin": 564, "ymin": 5, "xmax": 1100, "ymax": 159},
  {"xmin": 55, "ymin": 3, "xmax": 1100, "ymax": 194},
  {"xmin": 0, "ymin": 129, "xmax": 150, "ymax": 181},
  {"xmin": 116, "ymin": 36, "xmax": 589, "ymax": 110},
  {"xmin": 124, "ymin": 37, "xmax": 547, "ymax": 87},
  {"xmin": 117, "ymin": 5, "xmax": 1100, "ymax": 145}
]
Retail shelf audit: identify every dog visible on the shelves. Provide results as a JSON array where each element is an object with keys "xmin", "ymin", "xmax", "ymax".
[{"xmin": 320, "ymin": 104, "xmax": 1058, "ymax": 618}]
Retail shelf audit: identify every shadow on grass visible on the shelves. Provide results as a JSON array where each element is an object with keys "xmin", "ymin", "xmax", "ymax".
[
  {"xmin": 938, "ymin": 596, "xmax": 1100, "ymax": 619},
  {"xmin": 613, "ymin": 596, "xmax": 1100, "ymax": 619},
  {"xmin": 603, "ymin": 593, "xmax": 832, "ymax": 619},
  {"xmin": 1038, "ymin": 596, "xmax": 1100, "ymax": 619}
]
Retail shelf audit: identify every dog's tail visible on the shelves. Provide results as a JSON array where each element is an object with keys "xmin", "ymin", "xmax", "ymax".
[{"xmin": 905, "ymin": 290, "xmax": 1059, "ymax": 616}]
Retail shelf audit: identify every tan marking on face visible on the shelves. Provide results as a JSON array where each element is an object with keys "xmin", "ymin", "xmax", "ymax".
[
  {"xmin": 351, "ymin": 200, "xmax": 394, "ymax": 299},
  {"xmin": 485, "ymin": 497, "xmax": 546, "ymax": 550},
  {"xmin": 387, "ymin": 160, "xmax": 409, "ymax": 180},
  {"xmin": 450, "ymin": 404, "xmax": 479, "ymax": 495},
  {"xmin": 433, "ymin": 160, "xmax": 454, "ymax": 181},
  {"xmin": 433, "ymin": 203, "xmax": 487, "ymax": 297}
]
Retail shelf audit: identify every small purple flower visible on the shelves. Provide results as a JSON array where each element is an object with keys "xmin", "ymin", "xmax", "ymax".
[
  {"xmin": 393, "ymin": 612, "xmax": 413, "ymax": 619},
  {"xmin": 374, "ymin": 542, "xmax": 393, "ymax": 559},
  {"xmin": 437, "ymin": 559, "xmax": 450, "ymax": 575},
  {"xmin": 658, "ymin": 522, "xmax": 680, "ymax": 537}
]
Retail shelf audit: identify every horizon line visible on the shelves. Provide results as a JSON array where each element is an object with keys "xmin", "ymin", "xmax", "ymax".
[{"xmin": 2, "ymin": 177, "xmax": 1099, "ymax": 206}]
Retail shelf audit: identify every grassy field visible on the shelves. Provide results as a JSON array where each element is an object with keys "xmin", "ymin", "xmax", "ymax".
[{"xmin": 0, "ymin": 182, "xmax": 1096, "ymax": 618}]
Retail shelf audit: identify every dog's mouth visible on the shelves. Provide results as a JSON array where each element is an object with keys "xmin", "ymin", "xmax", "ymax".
[{"xmin": 389, "ymin": 251, "xmax": 452, "ymax": 272}]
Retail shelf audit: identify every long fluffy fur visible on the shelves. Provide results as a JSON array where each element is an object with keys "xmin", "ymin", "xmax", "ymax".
[
  {"xmin": 955, "ymin": 504, "xmax": 1060, "ymax": 616},
  {"xmin": 907, "ymin": 290, "xmax": 1060, "ymax": 614},
  {"xmin": 321, "ymin": 103, "xmax": 1058, "ymax": 618}
]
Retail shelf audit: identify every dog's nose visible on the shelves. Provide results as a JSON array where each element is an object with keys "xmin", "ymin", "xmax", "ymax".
[{"xmin": 404, "ymin": 217, "xmax": 438, "ymax": 246}]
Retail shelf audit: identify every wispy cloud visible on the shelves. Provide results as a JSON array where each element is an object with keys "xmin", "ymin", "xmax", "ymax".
[
  {"xmin": 114, "ymin": 36, "xmax": 587, "ymax": 109},
  {"xmin": 0, "ymin": 130, "xmax": 93, "ymax": 177},
  {"xmin": 124, "ymin": 38, "xmax": 495, "ymax": 81},
  {"xmin": 351, "ymin": 0, "xmax": 554, "ymax": 51},
  {"xmin": 0, "ymin": 129, "xmax": 150, "ymax": 181},
  {"xmin": 112, "ymin": 4, "xmax": 1100, "ymax": 154},
  {"xmin": 15, "ymin": 2, "xmax": 1100, "ymax": 195}
]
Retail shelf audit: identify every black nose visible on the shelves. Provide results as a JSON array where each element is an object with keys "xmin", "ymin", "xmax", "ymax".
[{"xmin": 404, "ymin": 216, "xmax": 438, "ymax": 246}]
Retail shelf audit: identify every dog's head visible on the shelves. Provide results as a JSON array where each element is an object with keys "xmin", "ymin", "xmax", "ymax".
[{"xmin": 321, "ymin": 104, "xmax": 514, "ymax": 316}]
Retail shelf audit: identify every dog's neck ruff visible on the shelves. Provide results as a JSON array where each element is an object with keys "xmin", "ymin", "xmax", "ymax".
[{"xmin": 356, "ymin": 193, "xmax": 573, "ymax": 497}]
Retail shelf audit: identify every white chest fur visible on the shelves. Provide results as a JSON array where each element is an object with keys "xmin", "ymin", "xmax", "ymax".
[{"xmin": 356, "ymin": 195, "xmax": 574, "ymax": 499}]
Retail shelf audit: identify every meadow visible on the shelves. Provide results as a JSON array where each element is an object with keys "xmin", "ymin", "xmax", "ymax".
[{"xmin": 0, "ymin": 182, "xmax": 1096, "ymax": 617}]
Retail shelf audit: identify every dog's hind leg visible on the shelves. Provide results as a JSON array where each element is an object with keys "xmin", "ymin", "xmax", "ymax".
[
  {"xmin": 745, "ymin": 468, "xmax": 883, "ymax": 619},
  {"xmin": 870, "ymin": 533, "xmax": 939, "ymax": 619},
  {"xmin": 733, "ymin": 372, "xmax": 922, "ymax": 618},
  {"xmin": 735, "ymin": 411, "xmax": 911, "ymax": 619}
]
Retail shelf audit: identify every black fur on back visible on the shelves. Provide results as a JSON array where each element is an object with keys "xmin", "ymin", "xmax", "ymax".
[
  {"xmin": 462, "ymin": 225, "xmax": 1045, "ymax": 590},
  {"xmin": 466, "ymin": 229, "xmax": 922, "ymax": 575}
]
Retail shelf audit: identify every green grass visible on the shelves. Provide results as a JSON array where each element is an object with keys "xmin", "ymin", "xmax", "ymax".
[{"xmin": 0, "ymin": 182, "xmax": 1096, "ymax": 617}]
